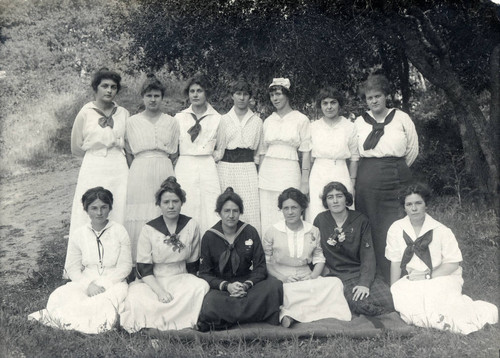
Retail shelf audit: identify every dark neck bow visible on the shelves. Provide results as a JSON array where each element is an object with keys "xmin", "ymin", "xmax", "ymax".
[
  {"xmin": 210, "ymin": 222, "xmax": 247, "ymax": 276},
  {"xmin": 93, "ymin": 106, "xmax": 117, "ymax": 129},
  {"xmin": 187, "ymin": 113, "xmax": 208, "ymax": 142},
  {"xmin": 362, "ymin": 109, "xmax": 396, "ymax": 150},
  {"xmin": 400, "ymin": 230, "xmax": 433, "ymax": 273}
]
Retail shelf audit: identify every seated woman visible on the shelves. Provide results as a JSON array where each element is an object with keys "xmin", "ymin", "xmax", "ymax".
[
  {"xmin": 120, "ymin": 177, "xmax": 209, "ymax": 333},
  {"xmin": 263, "ymin": 188, "xmax": 351, "ymax": 328},
  {"xmin": 386, "ymin": 183, "xmax": 498, "ymax": 334},
  {"xmin": 28, "ymin": 187, "xmax": 132, "ymax": 334},
  {"xmin": 313, "ymin": 182, "xmax": 394, "ymax": 316},
  {"xmin": 198, "ymin": 188, "xmax": 283, "ymax": 331}
]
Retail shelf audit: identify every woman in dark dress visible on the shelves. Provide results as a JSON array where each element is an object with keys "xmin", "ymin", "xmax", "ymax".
[
  {"xmin": 314, "ymin": 181, "xmax": 394, "ymax": 316},
  {"xmin": 198, "ymin": 188, "xmax": 283, "ymax": 331}
]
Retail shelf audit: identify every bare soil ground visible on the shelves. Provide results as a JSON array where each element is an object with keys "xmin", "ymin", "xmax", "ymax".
[{"xmin": 0, "ymin": 155, "xmax": 80, "ymax": 285}]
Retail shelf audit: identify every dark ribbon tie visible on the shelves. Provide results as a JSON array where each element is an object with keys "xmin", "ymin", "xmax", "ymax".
[
  {"xmin": 362, "ymin": 109, "xmax": 396, "ymax": 150},
  {"xmin": 400, "ymin": 230, "xmax": 433, "ymax": 273},
  {"xmin": 93, "ymin": 106, "xmax": 117, "ymax": 129},
  {"xmin": 219, "ymin": 243, "xmax": 240, "ymax": 276},
  {"xmin": 187, "ymin": 113, "xmax": 208, "ymax": 142}
]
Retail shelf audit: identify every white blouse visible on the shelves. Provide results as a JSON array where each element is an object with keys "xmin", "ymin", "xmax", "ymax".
[
  {"xmin": 175, "ymin": 103, "xmax": 224, "ymax": 160},
  {"xmin": 64, "ymin": 221, "xmax": 132, "ymax": 288},
  {"xmin": 385, "ymin": 214, "xmax": 463, "ymax": 275},
  {"xmin": 125, "ymin": 113, "xmax": 179, "ymax": 155},
  {"xmin": 260, "ymin": 110, "xmax": 312, "ymax": 161},
  {"xmin": 220, "ymin": 107, "xmax": 263, "ymax": 151},
  {"xmin": 354, "ymin": 109, "xmax": 418, "ymax": 166},
  {"xmin": 311, "ymin": 116, "xmax": 359, "ymax": 161},
  {"xmin": 71, "ymin": 102, "xmax": 129, "ymax": 157}
]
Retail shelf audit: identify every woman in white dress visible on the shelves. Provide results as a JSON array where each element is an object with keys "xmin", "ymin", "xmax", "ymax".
[
  {"xmin": 124, "ymin": 74, "xmax": 180, "ymax": 264},
  {"xmin": 174, "ymin": 74, "xmax": 224, "ymax": 234},
  {"xmin": 218, "ymin": 80, "xmax": 263, "ymax": 234},
  {"xmin": 259, "ymin": 78, "xmax": 311, "ymax": 235},
  {"xmin": 386, "ymin": 183, "xmax": 498, "ymax": 334},
  {"xmin": 307, "ymin": 86, "xmax": 359, "ymax": 222},
  {"xmin": 29, "ymin": 187, "xmax": 132, "ymax": 334},
  {"xmin": 263, "ymin": 188, "xmax": 351, "ymax": 328},
  {"xmin": 69, "ymin": 68, "xmax": 129, "ymax": 238},
  {"xmin": 120, "ymin": 177, "xmax": 209, "ymax": 332}
]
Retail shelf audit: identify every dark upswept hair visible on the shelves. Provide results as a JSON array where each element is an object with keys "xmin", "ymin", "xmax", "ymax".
[
  {"xmin": 183, "ymin": 74, "xmax": 212, "ymax": 99},
  {"xmin": 155, "ymin": 176, "xmax": 186, "ymax": 205},
  {"xmin": 215, "ymin": 187, "xmax": 244, "ymax": 214},
  {"xmin": 358, "ymin": 74, "xmax": 391, "ymax": 100},
  {"xmin": 91, "ymin": 67, "xmax": 122, "ymax": 93},
  {"xmin": 82, "ymin": 187, "xmax": 114, "ymax": 211},
  {"xmin": 398, "ymin": 182, "xmax": 432, "ymax": 206},
  {"xmin": 140, "ymin": 73, "xmax": 166, "ymax": 97},
  {"xmin": 268, "ymin": 84, "xmax": 291, "ymax": 99},
  {"xmin": 321, "ymin": 181, "xmax": 353, "ymax": 208},
  {"xmin": 278, "ymin": 187, "xmax": 309, "ymax": 210},
  {"xmin": 230, "ymin": 79, "xmax": 253, "ymax": 97},
  {"xmin": 316, "ymin": 86, "xmax": 345, "ymax": 108}
]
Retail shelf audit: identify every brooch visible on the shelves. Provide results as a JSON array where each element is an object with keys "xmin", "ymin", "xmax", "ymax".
[
  {"xmin": 245, "ymin": 239, "xmax": 253, "ymax": 247},
  {"xmin": 163, "ymin": 233, "xmax": 185, "ymax": 252}
]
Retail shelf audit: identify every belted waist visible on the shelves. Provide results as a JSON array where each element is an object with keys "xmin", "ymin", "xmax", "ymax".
[{"xmin": 221, "ymin": 148, "xmax": 254, "ymax": 163}]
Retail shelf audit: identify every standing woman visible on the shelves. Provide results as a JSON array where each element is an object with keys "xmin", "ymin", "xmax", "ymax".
[
  {"xmin": 29, "ymin": 187, "xmax": 132, "ymax": 334},
  {"xmin": 69, "ymin": 68, "xmax": 129, "ymax": 237},
  {"xmin": 121, "ymin": 177, "xmax": 209, "ymax": 332},
  {"xmin": 174, "ymin": 74, "xmax": 224, "ymax": 234},
  {"xmin": 259, "ymin": 78, "xmax": 311, "ymax": 235},
  {"xmin": 354, "ymin": 74, "xmax": 418, "ymax": 283},
  {"xmin": 307, "ymin": 86, "xmax": 359, "ymax": 222},
  {"xmin": 386, "ymin": 184, "xmax": 498, "ymax": 334},
  {"xmin": 124, "ymin": 74, "xmax": 180, "ymax": 263},
  {"xmin": 198, "ymin": 188, "xmax": 283, "ymax": 331},
  {"xmin": 218, "ymin": 79, "xmax": 263, "ymax": 234}
]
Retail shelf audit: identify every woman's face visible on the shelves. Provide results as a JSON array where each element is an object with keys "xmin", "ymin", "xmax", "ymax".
[
  {"xmin": 159, "ymin": 191, "xmax": 182, "ymax": 221},
  {"xmin": 326, "ymin": 189, "xmax": 347, "ymax": 214},
  {"xmin": 189, "ymin": 84, "xmax": 207, "ymax": 106},
  {"xmin": 321, "ymin": 97, "xmax": 340, "ymax": 120},
  {"xmin": 281, "ymin": 198, "xmax": 303, "ymax": 226},
  {"xmin": 404, "ymin": 193, "xmax": 427, "ymax": 222},
  {"xmin": 87, "ymin": 198, "xmax": 111, "ymax": 227},
  {"xmin": 270, "ymin": 89, "xmax": 289, "ymax": 111},
  {"xmin": 365, "ymin": 89, "xmax": 387, "ymax": 115},
  {"xmin": 232, "ymin": 91, "xmax": 250, "ymax": 110},
  {"xmin": 143, "ymin": 89, "xmax": 163, "ymax": 112},
  {"xmin": 95, "ymin": 79, "xmax": 118, "ymax": 104},
  {"xmin": 220, "ymin": 200, "xmax": 241, "ymax": 230}
]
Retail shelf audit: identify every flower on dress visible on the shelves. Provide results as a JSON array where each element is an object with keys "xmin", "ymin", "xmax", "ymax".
[
  {"xmin": 327, "ymin": 227, "xmax": 351, "ymax": 246},
  {"xmin": 163, "ymin": 233, "xmax": 185, "ymax": 252},
  {"xmin": 305, "ymin": 233, "xmax": 315, "ymax": 242},
  {"xmin": 245, "ymin": 239, "xmax": 253, "ymax": 247}
]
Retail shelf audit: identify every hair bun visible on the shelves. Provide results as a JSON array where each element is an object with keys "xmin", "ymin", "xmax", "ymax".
[
  {"xmin": 146, "ymin": 72, "xmax": 156, "ymax": 79},
  {"xmin": 224, "ymin": 187, "xmax": 234, "ymax": 194},
  {"xmin": 98, "ymin": 67, "xmax": 110, "ymax": 73}
]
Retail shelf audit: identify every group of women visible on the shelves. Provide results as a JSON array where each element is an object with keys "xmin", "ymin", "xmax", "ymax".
[{"xmin": 28, "ymin": 68, "xmax": 497, "ymax": 335}]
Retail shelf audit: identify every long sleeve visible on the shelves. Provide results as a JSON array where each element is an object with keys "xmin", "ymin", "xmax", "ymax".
[
  {"xmin": 70, "ymin": 110, "xmax": 86, "ymax": 157},
  {"xmin": 311, "ymin": 230, "xmax": 326, "ymax": 265},
  {"xmin": 105, "ymin": 227, "xmax": 132, "ymax": 284},
  {"xmin": 403, "ymin": 114, "xmax": 419, "ymax": 166},
  {"xmin": 64, "ymin": 234, "xmax": 89, "ymax": 286},
  {"xmin": 213, "ymin": 120, "xmax": 226, "ymax": 162},
  {"xmin": 199, "ymin": 234, "xmax": 225, "ymax": 289},
  {"xmin": 348, "ymin": 123, "xmax": 360, "ymax": 162},
  {"xmin": 358, "ymin": 219, "xmax": 376, "ymax": 287}
]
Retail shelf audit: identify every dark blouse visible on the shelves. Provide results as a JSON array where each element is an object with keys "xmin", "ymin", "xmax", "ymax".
[
  {"xmin": 313, "ymin": 209, "xmax": 376, "ymax": 287},
  {"xmin": 199, "ymin": 221, "xmax": 267, "ymax": 289}
]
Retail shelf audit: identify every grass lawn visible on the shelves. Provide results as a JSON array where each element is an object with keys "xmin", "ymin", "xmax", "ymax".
[{"xmin": 0, "ymin": 170, "xmax": 498, "ymax": 357}]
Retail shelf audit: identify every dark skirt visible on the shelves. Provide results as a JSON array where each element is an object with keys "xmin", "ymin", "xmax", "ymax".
[
  {"xmin": 197, "ymin": 277, "xmax": 283, "ymax": 331},
  {"xmin": 343, "ymin": 275, "xmax": 394, "ymax": 316},
  {"xmin": 355, "ymin": 157, "xmax": 411, "ymax": 282}
]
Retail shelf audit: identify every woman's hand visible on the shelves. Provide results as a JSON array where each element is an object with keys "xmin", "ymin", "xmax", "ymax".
[
  {"xmin": 285, "ymin": 275, "xmax": 301, "ymax": 283},
  {"xmin": 352, "ymin": 285, "xmax": 370, "ymax": 301},
  {"xmin": 228, "ymin": 282, "xmax": 247, "ymax": 297},
  {"xmin": 408, "ymin": 269, "xmax": 430, "ymax": 281},
  {"xmin": 87, "ymin": 282, "xmax": 106, "ymax": 297},
  {"xmin": 158, "ymin": 292, "xmax": 174, "ymax": 303}
]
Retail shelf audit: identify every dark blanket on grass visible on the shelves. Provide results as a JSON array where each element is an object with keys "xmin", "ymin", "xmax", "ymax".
[{"xmin": 145, "ymin": 312, "xmax": 414, "ymax": 341}]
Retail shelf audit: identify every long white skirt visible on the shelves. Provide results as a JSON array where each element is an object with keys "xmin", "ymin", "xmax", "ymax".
[
  {"xmin": 120, "ymin": 273, "xmax": 209, "ymax": 332},
  {"xmin": 218, "ymin": 161, "xmax": 261, "ymax": 235},
  {"xmin": 125, "ymin": 151, "xmax": 174, "ymax": 263},
  {"xmin": 28, "ymin": 280, "xmax": 128, "ymax": 334},
  {"xmin": 391, "ymin": 273, "xmax": 498, "ymax": 334},
  {"xmin": 306, "ymin": 158, "xmax": 353, "ymax": 223},
  {"xmin": 175, "ymin": 155, "xmax": 220, "ymax": 234},
  {"xmin": 259, "ymin": 157, "xmax": 300, "ymax": 235},
  {"xmin": 69, "ymin": 148, "xmax": 128, "ymax": 238}
]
